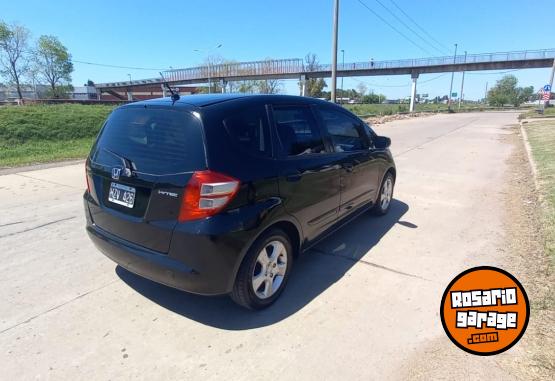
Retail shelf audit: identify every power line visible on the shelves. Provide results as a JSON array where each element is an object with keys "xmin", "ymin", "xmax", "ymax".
[
  {"xmin": 355, "ymin": 0, "xmax": 433, "ymax": 55},
  {"xmin": 372, "ymin": 0, "xmax": 448, "ymax": 55},
  {"xmin": 388, "ymin": 0, "xmax": 452, "ymax": 54},
  {"xmin": 73, "ymin": 60, "xmax": 167, "ymax": 71},
  {"xmin": 352, "ymin": 77, "xmax": 410, "ymax": 88},
  {"xmin": 466, "ymin": 69, "xmax": 520, "ymax": 76},
  {"xmin": 20, "ymin": 49, "xmax": 168, "ymax": 71},
  {"xmin": 419, "ymin": 73, "xmax": 449, "ymax": 84}
]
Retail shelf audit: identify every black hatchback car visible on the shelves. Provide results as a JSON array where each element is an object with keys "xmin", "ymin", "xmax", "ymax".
[{"xmin": 84, "ymin": 94, "xmax": 395, "ymax": 309}]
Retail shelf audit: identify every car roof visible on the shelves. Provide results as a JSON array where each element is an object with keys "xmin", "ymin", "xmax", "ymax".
[{"xmin": 124, "ymin": 94, "xmax": 332, "ymax": 108}]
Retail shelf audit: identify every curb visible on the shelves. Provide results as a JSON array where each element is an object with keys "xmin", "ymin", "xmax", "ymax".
[{"xmin": 0, "ymin": 159, "xmax": 85, "ymax": 176}]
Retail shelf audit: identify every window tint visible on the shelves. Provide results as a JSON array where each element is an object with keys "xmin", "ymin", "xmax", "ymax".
[
  {"xmin": 223, "ymin": 106, "xmax": 270, "ymax": 157},
  {"xmin": 92, "ymin": 107, "xmax": 205, "ymax": 174},
  {"xmin": 273, "ymin": 106, "xmax": 326, "ymax": 156},
  {"xmin": 319, "ymin": 107, "xmax": 367, "ymax": 152}
]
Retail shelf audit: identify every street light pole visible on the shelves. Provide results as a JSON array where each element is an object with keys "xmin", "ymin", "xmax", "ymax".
[
  {"xmin": 193, "ymin": 44, "xmax": 222, "ymax": 95},
  {"xmin": 458, "ymin": 51, "xmax": 467, "ymax": 110},
  {"xmin": 448, "ymin": 43, "xmax": 458, "ymax": 111},
  {"xmin": 331, "ymin": 0, "xmax": 339, "ymax": 103},
  {"xmin": 340, "ymin": 49, "xmax": 345, "ymax": 104}
]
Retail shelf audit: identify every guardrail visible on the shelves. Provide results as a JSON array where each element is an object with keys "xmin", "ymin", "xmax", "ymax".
[{"xmin": 163, "ymin": 58, "xmax": 304, "ymax": 82}]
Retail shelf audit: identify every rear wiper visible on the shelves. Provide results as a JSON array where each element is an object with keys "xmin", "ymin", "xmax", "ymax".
[{"xmin": 103, "ymin": 148, "xmax": 137, "ymax": 176}]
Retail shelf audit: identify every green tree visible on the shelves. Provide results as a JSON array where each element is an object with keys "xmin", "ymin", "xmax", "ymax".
[
  {"xmin": 302, "ymin": 53, "xmax": 327, "ymax": 97},
  {"xmin": 0, "ymin": 21, "xmax": 31, "ymax": 101},
  {"xmin": 362, "ymin": 93, "xmax": 386, "ymax": 104},
  {"xmin": 487, "ymin": 75, "xmax": 534, "ymax": 107},
  {"xmin": 35, "ymin": 35, "xmax": 73, "ymax": 98}
]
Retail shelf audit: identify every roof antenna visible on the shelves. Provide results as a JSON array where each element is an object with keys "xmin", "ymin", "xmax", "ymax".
[{"xmin": 159, "ymin": 72, "xmax": 180, "ymax": 103}]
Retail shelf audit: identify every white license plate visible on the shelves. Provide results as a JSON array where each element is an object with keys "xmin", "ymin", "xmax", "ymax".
[{"xmin": 108, "ymin": 182, "xmax": 136, "ymax": 208}]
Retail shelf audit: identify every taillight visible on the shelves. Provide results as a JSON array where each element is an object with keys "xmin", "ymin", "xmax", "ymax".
[{"xmin": 178, "ymin": 170, "xmax": 240, "ymax": 222}]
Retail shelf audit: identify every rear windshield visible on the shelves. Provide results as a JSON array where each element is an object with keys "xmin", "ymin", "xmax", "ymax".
[{"xmin": 92, "ymin": 107, "xmax": 205, "ymax": 174}]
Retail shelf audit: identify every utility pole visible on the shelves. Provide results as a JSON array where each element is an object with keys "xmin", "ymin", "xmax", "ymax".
[
  {"xmin": 545, "ymin": 58, "xmax": 555, "ymax": 108},
  {"xmin": 484, "ymin": 82, "xmax": 488, "ymax": 104},
  {"xmin": 340, "ymin": 49, "xmax": 345, "ymax": 104},
  {"xmin": 193, "ymin": 44, "xmax": 222, "ymax": 95},
  {"xmin": 458, "ymin": 51, "xmax": 467, "ymax": 110},
  {"xmin": 448, "ymin": 43, "xmax": 458, "ymax": 111},
  {"xmin": 331, "ymin": 0, "xmax": 339, "ymax": 103}
]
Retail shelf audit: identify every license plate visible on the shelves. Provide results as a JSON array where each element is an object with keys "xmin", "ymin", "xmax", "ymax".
[{"xmin": 108, "ymin": 182, "xmax": 136, "ymax": 208}]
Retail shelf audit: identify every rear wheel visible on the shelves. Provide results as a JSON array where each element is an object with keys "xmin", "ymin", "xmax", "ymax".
[
  {"xmin": 231, "ymin": 228, "xmax": 293, "ymax": 310},
  {"xmin": 372, "ymin": 172, "xmax": 394, "ymax": 215}
]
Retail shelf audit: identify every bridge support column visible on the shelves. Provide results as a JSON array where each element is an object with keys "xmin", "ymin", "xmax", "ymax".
[
  {"xmin": 221, "ymin": 79, "xmax": 227, "ymax": 93},
  {"xmin": 96, "ymin": 89, "xmax": 101, "ymax": 100},
  {"xmin": 410, "ymin": 73, "xmax": 419, "ymax": 113},
  {"xmin": 300, "ymin": 75, "xmax": 307, "ymax": 96},
  {"xmin": 127, "ymin": 89, "xmax": 134, "ymax": 101},
  {"xmin": 161, "ymin": 84, "xmax": 167, "ymax": 98}
]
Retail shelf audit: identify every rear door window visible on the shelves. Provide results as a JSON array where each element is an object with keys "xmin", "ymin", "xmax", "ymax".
[
  {"xmin": 317, "ymin": 107, "xmax": 368, "ymax": 152},
  {"xmin": 92, "ymin": 107, "xmax": 205, "ymax": 174},
  {"xmin": 272, "ymin": 106, "xmax": 326, "ymax": 156},
  {"xmin": 223, "ymin": 106, "xmax": 271, "ymax": 157}
]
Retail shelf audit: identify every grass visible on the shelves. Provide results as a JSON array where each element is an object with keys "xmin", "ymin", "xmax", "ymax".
[
  {"xmin": 0, "ymin": 104, "xmax": 115, "ymax": 167},
  {"xmin": 342, "ymin": 102, "xmax": 495, "ymax": 117},
  {"xmin": 0, "ymin": 137, "xmax": 96, "ymax": 167},
  {"xmin": 521, "ymin": 105, "xmax": 555, "ymax": 119},
  {"xmin": 524, "ymin": 119, "xmax": 555, "ymax": 262}
]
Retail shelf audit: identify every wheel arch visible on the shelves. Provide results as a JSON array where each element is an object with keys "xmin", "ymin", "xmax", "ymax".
[{"xmin": 227, "ymin": 214, "xmax": 303, "ymax": 292}]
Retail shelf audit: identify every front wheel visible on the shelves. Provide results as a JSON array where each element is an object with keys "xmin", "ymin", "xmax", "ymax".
[
  {"xmin": 372, "ymin": 172, "xmax": 395, "ymax": 216},
  {"xmin": 231, "ymin": 228, "xmax": 293, "ymax": 310}
]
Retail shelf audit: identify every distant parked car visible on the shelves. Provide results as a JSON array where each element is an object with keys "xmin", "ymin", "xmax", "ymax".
[{"xmin": 84, "ymin": 94, "xmax": 396, "ymax": 309}]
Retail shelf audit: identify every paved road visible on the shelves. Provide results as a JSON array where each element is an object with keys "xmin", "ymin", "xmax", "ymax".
[{"xmin": 0, "ymin": 112, "xmax": 521, "ymax": 380}]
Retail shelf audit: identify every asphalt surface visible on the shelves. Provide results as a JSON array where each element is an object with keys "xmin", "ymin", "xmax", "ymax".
[{"xmin": 0, "ymin": 112, "xmax": 521, "ymax": 379}]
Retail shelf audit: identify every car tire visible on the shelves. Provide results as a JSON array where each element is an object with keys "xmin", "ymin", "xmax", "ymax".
[
  {"xmin": 372, "ymin": 172, "xmax": 395, "ymax": 216},
  {"xmin": 230, "ymin": 228, "xmax": 293, "ymax": 310}
]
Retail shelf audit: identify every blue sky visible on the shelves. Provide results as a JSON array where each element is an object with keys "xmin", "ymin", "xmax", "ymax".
[{"xmin": 2, "ymin": 0, "xmax": 553, "ymax": 100}]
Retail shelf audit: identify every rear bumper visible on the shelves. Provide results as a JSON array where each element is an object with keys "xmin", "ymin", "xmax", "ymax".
[
  {"xmin": 85, "ymin": 205, "xmax": 243, "ymax": 296},
  {"xmin": 84, "ymin": 194, "xmax": 284, "ymax": 296},
  {"xmin": 86, "ymin": 223, "xmax": 226, "ymax": 295}
]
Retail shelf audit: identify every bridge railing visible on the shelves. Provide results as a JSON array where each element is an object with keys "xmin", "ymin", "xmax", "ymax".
[
  {"xmin": 322, "ymin": 49, "xmax": 555, "ymax": 72},
  {"xmin": 164, "ymin": 58, "xmax": 304, "ymax": 82}
]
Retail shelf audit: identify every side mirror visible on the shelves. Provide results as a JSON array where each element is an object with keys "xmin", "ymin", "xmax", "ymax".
[{"xmin": 374, "ymin": 136, "xmax": 391, "ymax": 149}]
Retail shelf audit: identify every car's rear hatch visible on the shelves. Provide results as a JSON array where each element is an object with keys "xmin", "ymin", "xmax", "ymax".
[{"xmin": 86, "ymin": 104, "xmax": 206, "ymax": 253}]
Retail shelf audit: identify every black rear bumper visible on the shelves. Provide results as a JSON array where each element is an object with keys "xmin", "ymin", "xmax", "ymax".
[{"xmin": 86, "ymin": 224, "xmax": 227, "ymax": 295}]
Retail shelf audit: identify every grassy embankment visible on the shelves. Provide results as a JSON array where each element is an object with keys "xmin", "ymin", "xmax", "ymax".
[
  {"xmin": 524, "ymin": 119, "xmax": 555, "ymax": 263},
  {"xmin": 343, "ymin": 102, "xmax": 499, "ymax": 116},
  {"xmin": 0, "ymin": 104, "xmax": 115, "ymax": 167},
  {"xmin": 521, "ymin": 105, "xmax": 555, "ymax": 119}
]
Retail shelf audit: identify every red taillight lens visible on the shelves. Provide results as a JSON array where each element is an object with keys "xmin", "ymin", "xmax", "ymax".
[{"xmin": 178, "ymin": 170, "xmax": 240, "ymax": 222}]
